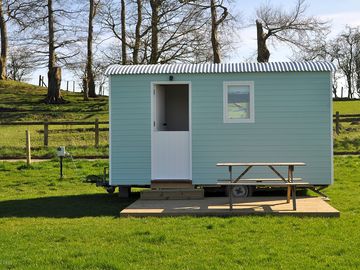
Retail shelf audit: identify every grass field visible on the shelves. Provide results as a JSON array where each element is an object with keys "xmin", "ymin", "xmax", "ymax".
[
  {"xmin": 333, "ymin": 100, "xmax": 360, "ymax": 153},
  {"xmin": 0, "ymin": 156, "xmax": 360, "ymax": 269},
  {"xmin": 333, "ymin": 100, "xmax": 360, "ymax": 114}
]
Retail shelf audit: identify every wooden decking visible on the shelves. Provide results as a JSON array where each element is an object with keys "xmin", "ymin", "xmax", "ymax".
[{"xmin": 120, "ymin": 197, "xmax": 340, "ymax": 217}]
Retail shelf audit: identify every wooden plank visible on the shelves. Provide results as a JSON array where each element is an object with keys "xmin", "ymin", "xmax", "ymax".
[
  {"xmin": 44, "ymin": 119, "xmax": 49, "ymax": 147},
  {"xmin": 0, "ymin": 121, "xmax": 109, "ymax": 126},
  {"xmin": 234, "ymin": 165, "xmax": 253, "ymax": 182},
  {"xmin": 151, "ymin": 179, "xmax": 192, "ymax": 183},
  {"xmin": 141, "ymin": 189, "xmax": 204, "ymax": 200},
  {"xmin": 268, "ymin": 165, "xmax": 286, "ymax": 181},
  {"xmin": 218, "ymin": 178, "xmax": 303, "ymax": 182},
  {"xmin": 25, "ymin": 130, "xmax": 31, "ymax": 165},
  {"xmin": 287, "ymin": 186, "xmax": 291, "ymax": 203},
  {"xmin": 217, "ymin": 182, "xmax": 310, "ymax": 186},
  {"xmin": 332, "ymin": 113, "xmax": 360, "ymax": 117},
  {"xmin": 335, "ymin": 111, "xmax": 340, "ymax": 135},
  {"xmin": 217, "ymin": 162, "xmax": 306, "ymax": 166},
  {"xmin": 95, "ymin": 118, "xmax": 99, "ymax": 148}
]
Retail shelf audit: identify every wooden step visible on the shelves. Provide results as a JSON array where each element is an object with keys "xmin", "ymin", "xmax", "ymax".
[
  {"xmin": 141, "ymin": 188, "xmax": 204, "ymax": 200},
  {"xmin": 151, "ymin": 180, "xmax": 193, "ymax": 190}
]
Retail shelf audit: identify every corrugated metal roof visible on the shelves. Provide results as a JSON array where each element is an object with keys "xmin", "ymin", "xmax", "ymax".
[{"xmin": 105, "ymin": 62, "xmax": 336, "ymax": 76}]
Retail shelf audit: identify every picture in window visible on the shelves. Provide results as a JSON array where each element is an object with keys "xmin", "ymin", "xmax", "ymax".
[{"xmin": 227, "ymin": 85, "xmax": 250, "ymax": 119}]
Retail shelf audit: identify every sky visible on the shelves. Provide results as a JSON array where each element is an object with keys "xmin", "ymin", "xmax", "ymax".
[
  {"xmin": 229, "ymin": 0, "xmax": 360, "ymax": 62},
  {"xmin": 30, "ymin": 0, "xmax": 360, "ymax": 94}
]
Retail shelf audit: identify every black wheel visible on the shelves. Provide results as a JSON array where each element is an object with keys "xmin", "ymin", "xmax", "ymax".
[
  {"xmin": 232, "ymin": 186, "xmax": 250, "ymax": 198},
  {"xmin": 106, "ymin": 186, "xmax": 116, "ymax": 194}
]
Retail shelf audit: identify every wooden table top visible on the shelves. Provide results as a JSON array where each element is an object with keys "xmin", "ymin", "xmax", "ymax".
[{"xmin": 216, "ymin": 162, "xmax": 306, "ymax": 167}]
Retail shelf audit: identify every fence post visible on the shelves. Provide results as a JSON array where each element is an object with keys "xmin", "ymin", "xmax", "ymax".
[
  {"xmin": 38, "ymin": 75, "xmax": 42, "ymax": 86},
  {"xmin": 95, "ymin": 118, "xmax": 99, "ymax": 148},
  {"xmin": 73, "ymin": 81, "xmax": 75, "ymax": 92},
  {"xmin": 44, "ymin": 119, "xmax": 49, "ymax": 147},
  {"xmin": 26, "ymin": 130, "xmax": 31, "ymax": 165},
  {"xmin": 66, "ymin": 81, "xmax": 69, "ymax": 91},
  {"xmin": 335, "ymin": 111, "xmax": 340, "ymax": 135}
]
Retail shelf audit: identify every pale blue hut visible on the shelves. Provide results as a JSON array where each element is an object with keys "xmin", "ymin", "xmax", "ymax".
[{"xmin": 105, "ymin": 62, "xmax": 335, "ymax": 195}]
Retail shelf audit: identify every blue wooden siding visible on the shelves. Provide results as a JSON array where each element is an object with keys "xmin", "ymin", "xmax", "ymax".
[{"xmin": 110, "ymin": 72, "xmax": 332, "ymax": 185}]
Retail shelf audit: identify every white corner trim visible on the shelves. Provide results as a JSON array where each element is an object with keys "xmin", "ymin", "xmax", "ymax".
[
  {"xmin": 109, "ymin": 76, "xmax": 112, "ymax": 186},
  {"xmin": 330, "ymin": 74, "xmax": 334, "ymax": 185}
]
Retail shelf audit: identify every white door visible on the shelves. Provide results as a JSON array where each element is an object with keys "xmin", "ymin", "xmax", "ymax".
[{"xmin": 151, "ymin": 83, "xmax": 191, "ymax": 180}]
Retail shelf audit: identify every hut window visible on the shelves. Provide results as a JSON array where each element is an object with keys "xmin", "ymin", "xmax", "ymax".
[{"xmin": 223, "ymin": 81, "xmax": 254, "ymax": 123}]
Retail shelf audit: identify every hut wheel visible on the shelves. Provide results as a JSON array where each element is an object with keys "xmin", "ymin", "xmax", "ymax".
[
  {"xmin": 232, "ymin": 186, "xmax": 249, "ymax": 198},
  {"xmin": 106, "ymin": 186, "xmax": 116, "ymax": 194}
]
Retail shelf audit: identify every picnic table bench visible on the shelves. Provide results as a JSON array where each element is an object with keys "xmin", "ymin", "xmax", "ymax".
[{"xmin": 216, "ymin": 162, "xmax": 309, "ymax": 211}]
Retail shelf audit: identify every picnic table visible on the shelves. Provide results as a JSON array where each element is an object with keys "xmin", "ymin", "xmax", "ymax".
[{"xmin": 216, "ymin": 162, "xmax": 308, "ymax": 211}]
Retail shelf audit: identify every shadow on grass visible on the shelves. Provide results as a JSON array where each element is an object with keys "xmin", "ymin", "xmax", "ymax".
[{"xmin": 0, "ymin": 193, "xmax": 138, "ymax": 218}]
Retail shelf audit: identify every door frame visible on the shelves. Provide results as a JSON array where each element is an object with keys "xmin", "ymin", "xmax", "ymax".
[{"xmin": 150, "ymin": 81, "xmax": 192, "ymax": 180}]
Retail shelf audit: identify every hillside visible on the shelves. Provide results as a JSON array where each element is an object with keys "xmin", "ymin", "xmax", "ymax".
[
  {"xmin": 0, "ymin": 80, "xmax": 108, "ymax": 122},
  {"xmin": 0, "ymin": 80, "xmax": 109, "ymax": 159}
]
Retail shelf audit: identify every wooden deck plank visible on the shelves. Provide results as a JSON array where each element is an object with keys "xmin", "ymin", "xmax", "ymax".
[
  {"xmin": 218, "ymin": 178, "xmax": 303, "ymax": 182},
  {"xmin": 217, "ymin": 182, "xmax": 310, "ymax": 186},
  {"xmin": 120, "ymin": 197, "xmax": 340, "ymax": 217},
  {"xmin": 216, "ymin": 162, "xmax": 306, "ymax": 166}
]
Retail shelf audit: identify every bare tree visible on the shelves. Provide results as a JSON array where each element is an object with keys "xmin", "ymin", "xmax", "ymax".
[
  {"xmin": 45, "ymin": 0, "xmax": 64, "ymax": 103},
  {"xmin": 85, "ymin": 0, "xmax": 100, "ymax": 100},
  {"xmin": 297, "ymin": 26, "xmax": 360, "ymax": 99},
  {"xmin": 0, "ymin": 0, "xmax": 7, "ymax": 79},
  {"xmin": 7, "ymin": 47, "xmax": 34, "ymax": 81},
  {"xmin": 149, "ymin": 0, "xmax": 159, "ymax": 64},
  {"xmin": 133, "ymin": 0, "xmax": 142, "ymax": 64},
  {"xmin": 8, "ymin": 0, "xmax": 82, "ymax": 103},
  {"xmin": 181, "ymin": 0, "xmax": 233, "ymax": 63},
  {"xmin": 99, "ymin": 0, "xmax": 225, "ymax": 64},
  {"xmin": 210, "ymin": 0, "xmax": 228, "ymax": 63},
  {"xmin": 120, "ymin": 0, "xmax": 127, "ymax": 64},
  {"xmin": 255, "ymin": 0, "xmax": 328, "ymax": 62},
  {"xmin": 332, "ymin": 27, "xmax": 360, "ymax": 98}
]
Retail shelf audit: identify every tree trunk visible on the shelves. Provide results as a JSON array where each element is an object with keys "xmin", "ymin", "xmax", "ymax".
[
  {"xmin": 149, "ymin": 0, "xmax": 159, "ymax": 64},
  {"xmin": 210, "ymin": 0, "xmax": 221, "ymax": 64},
  {"xmin": 133, "ymin": 0, "xmax": 142, "ymax": 64},
  {"xmin": 121, "ymin": 0, "xmax": 127, "ymax": 65},
  {"xmin": 86, "ymin": 0, "xmax": 96, "ymax": 99},
  {"xmin": 83, "ymin": 76, "xmax": 88, "ymax": 100},
  {"xmin": 47, "ymin": 67, "xmax": 62, "ymax": 103},
  {"xmin": 45, "ymin": 0, "xmax": 63, "ymax": 104},
  {"xmin": 346, "ymin": 74, "xmax": 352, "ymax": 99},
  {"xmin": 256, "ymin": 20, "xmax": 270, "ymax": 63},
  {"xmin": 0, "ymin": 0, "xmax": 8, "ymax": 80},
  {"xmin": 356, "ymin": 55, "xmax": 360, "ymax": 97}
]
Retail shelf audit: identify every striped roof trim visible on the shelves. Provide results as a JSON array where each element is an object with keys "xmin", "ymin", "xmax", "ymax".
[{"xmin": 105, "ymin": 62, "xmax": 336, "ymax": 75}]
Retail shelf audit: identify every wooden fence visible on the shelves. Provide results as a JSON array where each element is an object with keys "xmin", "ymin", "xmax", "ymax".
[
  {"xmin": 333, "ymin": 111, "xmax": 360, "ymax": 135},
  {"xmin": 0, "ymin": 119, "xmax": 109, "ymax": 148},
  {"xmin": 0, "ymin": 112, "xmax": 357, "ymax": 145}
]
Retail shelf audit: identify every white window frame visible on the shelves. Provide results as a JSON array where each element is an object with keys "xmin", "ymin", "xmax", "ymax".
[{"xmin": 223, "ymin": 81, "xmax": 255, "ymax": 123}]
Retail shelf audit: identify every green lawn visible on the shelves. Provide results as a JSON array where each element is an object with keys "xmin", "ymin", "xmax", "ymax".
[
  {"xmin": 333, "ymin": 100, "xmax": 360, "ymax": 114},
  {"xmin": 333, "ymin": 100, "xmax": 360, "ymax": 153},
  {"xmin": 0, "ymin": 156, "xmax": 360, "ymax": 269}
]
